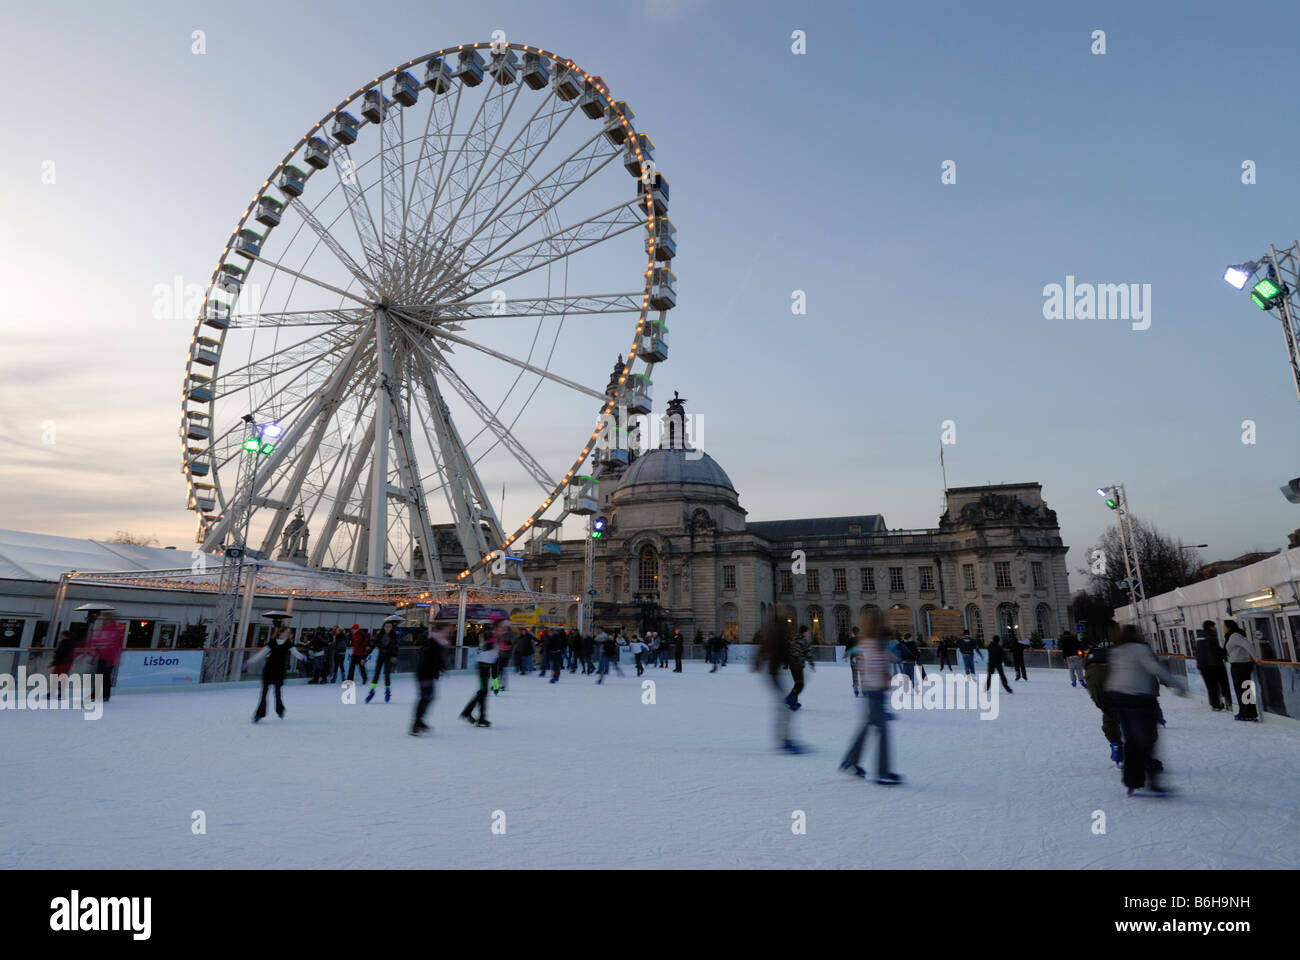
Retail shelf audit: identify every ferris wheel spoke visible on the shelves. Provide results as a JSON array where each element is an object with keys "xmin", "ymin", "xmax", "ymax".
[
  {"xmin": 379, "ymin": 104, "xmax": 407, "ymax": 276},
  {"xmin": 226, "ymin": 307, "xmax": 370, "ymax": 329},
  {"xmin": 307, "ymin": 406, "xmax": 376, "ymax": 569},
  {"xmin": 211, "ymin": 333, "xmax": 353, "ymax": 397},
  {"xmin": 241, "ymin": 252, "xmax": 375, "ymax": 307},
  {"xmin": 414, "ymin": 339, "xmax": 555, "ymax": 492},
  {"xmin": 391, "ymin": 291, "xmax": 642, "ymax": 321},
  {"xmin": 335, "ymin": 144, "xmax": 387, "ymax": 283},
  {"xmin": 402, "ymin": 86, "xmax": 464, "ymax": 282},
  {"xmin": 288, "ymin": 199, "xmax": 382, "ymax": 298},
  {"xmin": 451, "ymin": 201, "xmax": 644, "ymax": 300},
  {"xmin": 436, "ymin": 129, "xmax": 618, "ymax": 290}
]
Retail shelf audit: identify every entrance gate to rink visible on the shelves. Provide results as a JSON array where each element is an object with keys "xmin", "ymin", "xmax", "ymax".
[{"xmin": 34, "ymin": 566, "xmax": 572, "ymax": 685}]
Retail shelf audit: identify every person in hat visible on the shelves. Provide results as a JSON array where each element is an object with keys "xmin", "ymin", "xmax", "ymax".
[
  {"xmin": 366, "ymin": 617, "xmax": 403, "ymax": 703},
  {"xmin": 248, "ymin": 625, "xmax": 307, "ymax": 722}
]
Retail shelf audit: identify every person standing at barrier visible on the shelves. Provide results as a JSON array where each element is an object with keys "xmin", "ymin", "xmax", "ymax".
[
  {"xmin": 1223, "ymin": 620, "xmax": 1259, "ymax": 721},
  {"xmin": 330, "ymin": 627, "xmax": 349, "ymax": 683},
  {"xmin": 839, "ymin": 610, "xmax": 903, "ymax": 785},
  {"xmin": 49, "ymin": 630, "xmax": 80, "ymax": 705},
  {"xmin": 366, "ymin": 617, "xmax": 402, "ymax": 704},
  {"xmin": 410, "ymin": 624, "xmax": 449, "ymax": 736},
  {"xmin": 84, "ymin": 614, "xmax": 125, "ymax": 704},
  {"xmin": 249, "ymin": 626, "xmax": 307, "ymax": 722},
  {"xmin": 985, "ymin": 635, "xmax": 1013, "ymax": 694},
  {"xmin": 1196, "ymin": 621, "xmax": 1231, "ymax": 711},
  {"xmin": 1011, "ymin": 633, "xmax": 1028, "ymax": 681}
]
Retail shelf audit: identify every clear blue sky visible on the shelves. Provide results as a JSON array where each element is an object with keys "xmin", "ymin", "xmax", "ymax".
[{"xmin": 1, "ymin": 0, "xmax": 1297, "ymax": 581}]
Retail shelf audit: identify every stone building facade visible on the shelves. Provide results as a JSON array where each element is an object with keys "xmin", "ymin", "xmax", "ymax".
[{"xmin": 520, "ymin": 399, "xmax": 1072, "ymax": 644}]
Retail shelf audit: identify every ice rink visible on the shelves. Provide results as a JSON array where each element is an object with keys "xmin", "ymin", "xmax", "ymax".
[{"xmin": 3, "ymin": 663, "xmax": 1299, "ymax": 869}]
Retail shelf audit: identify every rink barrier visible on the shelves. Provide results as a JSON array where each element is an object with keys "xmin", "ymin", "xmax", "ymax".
[{"xmin": 8, "ymin": 644, "xmax": 1299, "ymax": 717}]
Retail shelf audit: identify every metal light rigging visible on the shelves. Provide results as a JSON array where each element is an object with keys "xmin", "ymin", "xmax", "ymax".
[
  {"xmin": 1097, "ymin": 484, "xmax": 1161, "ymax": 652},
  {"xmin": 1223, "ymin": 242, "xmax": 1300, "ymax": 408}
]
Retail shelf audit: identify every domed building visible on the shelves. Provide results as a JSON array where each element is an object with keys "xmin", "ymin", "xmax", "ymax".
[{"xmin": 521, "ymin": 388, "xmax": 1073, "ymax": 647}]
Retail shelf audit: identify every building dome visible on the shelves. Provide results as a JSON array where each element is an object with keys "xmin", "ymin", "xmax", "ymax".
[{"xmin": 615, "ymin": 446, "xmax": 736, "ymax": 492}]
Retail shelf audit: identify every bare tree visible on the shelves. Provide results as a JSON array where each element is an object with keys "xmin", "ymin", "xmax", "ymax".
[
  {"xmin": 1079, "ymin": 516, "xmax": 1202, "ymax": 609},
  {"xmin": 107, "ymin": 531, "xmax": 160, "ymax": 547}
]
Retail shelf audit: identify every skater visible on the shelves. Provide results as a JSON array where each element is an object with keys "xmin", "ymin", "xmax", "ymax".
[
  {"xmin": 1104, "ymin": 625, "xmax": 1187, "ymax": 794},
  {"xmin": 366, "ymin": 616, "xmax": 403, "ymax": 703},
  {"xmin": 672, "ymin": 629, "xmax": 684, "ymax": 672},
  {"xmin": 985, "ymin": 635, "xmax": 1014, "ymax": 694},
  {"xmin": 248, "ymin": 626, "xmax": 307, "ymax": 722},
  {"xmin": 1084, "ymin": 632, "xmax": 1124, "ymax": 766},
  {"xmin": 1223, "ymin": 620, "xmax": 1259, "ymax": 721},
  {"xmin": 1011, "ymin": 632, "xmax": 1028, "ymax": 681},
  {"xmin": 753, "ymin": 618, "xmax": 803, "ymax": 754},
  {"xmin": 936, "ymin": 635, "xmax": 955, "ymax": 672},
  {"xmin": 48, "ymin": 630, "xmax": 81, "ymax": 705},
  {"xmin": 83, "ymin": 613, "xmax": 125, "ymax": 704},
  {"xmin": 347, "ymin": 624, "xmax": 370, "ymax": 684},
  {"xmin": 493, "ymin": 628, "xmax": 511, "ymax": 693},
  {"xmin": 545, "ymin": 629, "xmax": 565, "ymax": 683},
  {"xmin": 1063, "ymin": 634, "xmax": 1086, "ymax": 687},
  {"xmin": 719, "ymin": 634, "xmax": 729, "ymax": 666},
  {"xmin": 308, "ymin": 629, "xmax": 329, "ymax": 683},
  {"xmin": 410, "ymin": 624, "xmax": 449, "ymax": 736},
  {"xmin": 849, "ymin": 626, "xmax": 863, "ymax": 695},
  {"xmin": 957, "ymin": 632, "xmax": 980, "ymax": 676},
  {"xmin": 840, "ymin": 610, "xmax": 903, "ymax": 785},
  {"xmin": 786, "ymin": 624, "xmax": 814, "ymax": 709},
  {"xmin": 330, "ymin": 627, "xmax": 349, "ymax": 682},
  {"xmin": 460, "ymin": 616, "xmax": 507, "ymax": 726},
  {"xmin": 897, "ymin": 633, "xmax": 919, "ymax": 688},
  {"xmin": 629, "ymin": 634, "xmax": 647, "ymax": 676}
]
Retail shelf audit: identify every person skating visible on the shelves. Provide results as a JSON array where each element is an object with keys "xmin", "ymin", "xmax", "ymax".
[
  {"xmin": 595, "ymin": 630, "xmax": 619, "ymax": 683},
  {"xmin": 347, "ymin": 624, "xmax": 370, "ymax": 684},
  {"xmin": 840, "ymin": 610, "xmax": 903, "ymax": 785},
  {"xmin": 1083, "ymin": 630, "xmax": 1122, "ymax": 764},
  {"xmin": 957, "ymin": 632, "xmax": 980, "ymax": 676},
  {"xmin": 1011, "ymin": 632, "xmax": 1028, "ymax": 681},
  {"xmin": 1195, "ymin": 621, "xmax": 1231, "ymax": 711},
  {"xmin": 492, "ymin": 628, "xmax": 511, "ymax": 693},
  {"xmin": 248, "ymin": 626, "xmax": 307, "ymax": 722},
  {"xmin": 985, "ymin": 635, "xmax": 1014, "ymax": 694},
  {"xmin": 1223, "ymin": 620, "xmax": 1259, "ymax": 721},
  {"xmin": 308, "ymin": 629, "xmax": 329, "ymax": 683},
  {"xmin": 366, "ymin": 616, "xmax": 402, "ymax": 703},
  {"xmin": 936, "ymin": 635, "xmax": 955, "ymax": 672},
  {"xmin": 461, "ymin": 616, "xmax": 508, "ymax": 726},
  {"xmin": 1104, "ymin": 625, "xmax": 1187, "ymax": 795},
  {"xmin": 848, "ymin": 626, "xmax": 863, "ymax": 695},
  {"xmin": 410, "ymin": 624, "xmax": 449, "ymax": 736},
  {"xmin": 1062, "ymin": 634, "xmax": 1086, "ymax": 688},
  {"xmin": 786, "ymin": 625, "xmax": 815, "ymax": 709},
  {"xmin": 629, "ymin": 634, "xmax": 647, "ymax": 676},
  {"xmin": 672, "ymin": 629, "xmax": 684, "ymax": 672},
  {"xmin": 330, "ymin": 627, "xmax": 349, "ymax": 682},
  {"xmin": 48, "ymin": 630, "xmax": 80, "ymax": 705},
  {"xmin": 753, "ymin": 618, "xmax": 804, "ymax": 754},
  {"xmin": 83, "ymin": 613, "xmax": 125, "ymax": 704}
]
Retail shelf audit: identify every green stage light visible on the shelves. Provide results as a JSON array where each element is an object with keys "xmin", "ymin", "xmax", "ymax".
[
  {"xmin": 260, "ymin": 442, "xmax": 276, "ymax": 455},
  {"xmin": 1252, "ymin": 277, "xmax": 1283, "ymax": 310},
  {"xmin": 243, "ymin": 438, "xmax": 261, "ymax": 453}
]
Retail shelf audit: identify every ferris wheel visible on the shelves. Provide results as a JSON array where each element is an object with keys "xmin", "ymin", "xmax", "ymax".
[{"xmin": 179, "ymin": 41, "xmax": 676, "ymax": 584}]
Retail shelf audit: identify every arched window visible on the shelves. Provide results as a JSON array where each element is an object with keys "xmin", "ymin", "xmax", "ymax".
[
  {"xmin": 638, "ymin": 545, "xmax": 659, "ymax": 593},
  {"xmin": 997, "ymin": 603, "xmax": 1020, "ymax": 641},
  {"xmin": 1035, "ymin": 603, "xmax": 1054, "ymax": 639},
  {"xmin": 833, "ymin": 605, "xmax": 852, "ymax": 644},
  {"xmin": 807, "ymin": 605, "xmax": 825, "ymax": 644},
  {"xmin": 720, "ymin": 603, "xmax": 739, "ymax": 641},
  {"xmin": 965, "ymin": 604, "xmax": 983, "ymax": 640}
]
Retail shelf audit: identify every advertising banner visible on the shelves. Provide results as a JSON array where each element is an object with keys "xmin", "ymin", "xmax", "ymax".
[{"xmin": 115, "ymin": 650, "xmax": 205, "ymax": 686}]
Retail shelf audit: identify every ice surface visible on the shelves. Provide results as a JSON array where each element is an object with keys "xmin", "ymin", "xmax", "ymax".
[{"xmin": 3, "ymin": 664, "xmax": 1298, "ymax": 869}]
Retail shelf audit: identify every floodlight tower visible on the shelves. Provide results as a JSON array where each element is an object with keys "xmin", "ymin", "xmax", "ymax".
[
  {"xmin": 204, "ymin": 416, "xmax": 283, "ymax": 681},
  {"xmin": 1223, "ymin": 242, "xmax": 1300, "ymax": 408},
  {"xmin": 1097, "ymin": 484, "xmax": 1162, "ymax": 652}
]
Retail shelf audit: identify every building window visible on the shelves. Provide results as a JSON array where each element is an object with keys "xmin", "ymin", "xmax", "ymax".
[
  {"xmin": 807, "ymin": 569, "xmax": 820, "ymax": 593},
  {"xmin": 965, "ymin": 604, "xmax": 983, "ymax": 640},
  {"xmin": 638, "ymin": 546, "xmax": 659, "ymax": 593},
  {"xmin": 833, "ymin": 568, "xmax": 847, "ymax": 593},
  {"xmin": 721, "ymin": 603, "xmax": 739, "ymax": 641},
  {"xmin": 861, "ymin": 567, "xmax": 875, "ymax": 593},
  {"xmin": 833, "ymin": 605, "xmax": 851, "ymax": 643},
  {"xmin": 889, "ymin": 567, "xmax": 905, "ymax": 592},
  {"xmin": 1036, "ymin": 603, "xmax": 1054, "ymax": 638},
  {"xmin": 1032, "ymin": 561, "xmax": 1045, "ymax": 590},
  {"xmin": 998, "ymin": 602, "xmax": 1020, "ymax": 639},
  {"xmin": 995, "ymin": 562, "xmax": 1012, "ymax": 589},
  {"xmin": 918, "ymin": 566, "xmax": 934, "ymax": 592},
  {"xmin": 962, "ymin": 563, "xmax": 976, "ymax": 591},
  {"xmin": 779, "ymin": 569, "xmax": 793, "ymax": 594},
  {"xmin": 723, "ymin": 565, "xmax": 736, "ymax": 590},
  {"xmin": 570, "ymin": 570, "xmax": 582, "ymax": 594}
]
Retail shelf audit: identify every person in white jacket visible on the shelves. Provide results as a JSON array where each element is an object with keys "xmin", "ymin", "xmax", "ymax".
[{"xmin": 1223, "ymin": 620, "xmax": 1259, "ymax": 721}]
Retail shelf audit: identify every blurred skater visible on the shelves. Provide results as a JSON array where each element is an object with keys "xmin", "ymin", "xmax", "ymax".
[
  {"xmin": 754, "ymin": 619, "xmax": 803, "ymax": 754},
  {"xmin": 410, "ymin": 624, "xmax": 449, "ymax": 736},
  {"xmin": 840, "ymin": 610, "xmax": 903, "ymax": 785}
]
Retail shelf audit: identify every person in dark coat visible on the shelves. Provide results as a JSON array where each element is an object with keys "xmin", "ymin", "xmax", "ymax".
[
  {"xmin": 49, "ymin": 630, "xmax": 80, "ymax": 705},
  {"xmin": 249, "ymin": 626, "xmax": 307, "ymax": 722},
  {"xmin": 1010, "ymin": 632, "xmax": 1028, "ymax": 681},
  {"xmin": 754, "ymin": 619, "xmax": 802, "ymax": 753},
  {"xmin": 1084, "ymin": 635, "xmax": 1123, "ymax": 765},
  {"xmin": 985, "ymin": 635, "xmax": 1014, "ymax": 694},
  {"xmin": 956, "ymin": 633, "xmax": 980, "ymax": 676},
  {"xmin": 410, "ymin": 624, "xmax": 450, "ymax": 736},
  {"xmin": 672, "ymin": 629, "xmax": 684, "ymax": 672},
  {"xmin": 1196, "ymin": 621, "xmax": 1231, "ymax": 711},
  {"xmin": 366, "ymin": 618, "xmax": 402, "ymax": 703}
]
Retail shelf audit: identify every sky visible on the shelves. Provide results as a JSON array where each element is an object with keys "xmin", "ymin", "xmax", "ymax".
[{"xmin": 1, "ymin": 0, "xmax": 1298, "ymax": 585}]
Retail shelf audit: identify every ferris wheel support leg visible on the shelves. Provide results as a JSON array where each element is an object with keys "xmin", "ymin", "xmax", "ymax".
[
  {"xmin": 228, "ymin": 565, "xmax": 259, "ymax": 681},
  {"xmin": 367, "ymin": 315, "xmax": 394, "ymax": 578},
  {"xmin": 456, "ymin": 586, "xmax": 468, "ymax": 649}
]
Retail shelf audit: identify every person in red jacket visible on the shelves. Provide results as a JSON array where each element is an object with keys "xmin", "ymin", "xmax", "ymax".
[
  {"xmin": 347, "ymin": 624, "xmax": 370, "ymax": 684},
  {"xmin": 83, "ymin": 614, "xmax": 125, "ymax": 703}
]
